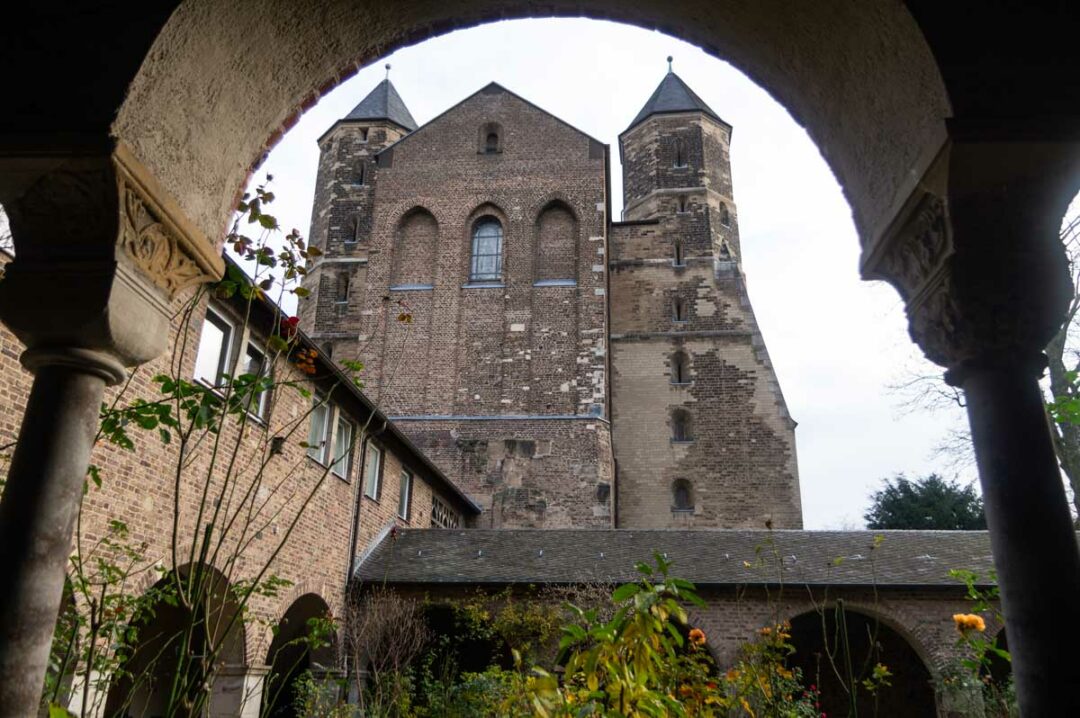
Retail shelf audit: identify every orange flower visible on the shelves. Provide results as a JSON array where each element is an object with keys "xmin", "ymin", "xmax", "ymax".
[
  {"xmin": 689, "ymin": 628, "xmax": 706, "ymax": 646},
  {"xmin": 953, "ymin": 613, "xmax": 986, "ymax": 633}
]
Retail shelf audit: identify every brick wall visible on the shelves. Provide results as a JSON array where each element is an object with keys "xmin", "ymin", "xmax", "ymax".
[
  {"xmin": 0, "ymin": 271, "xmax": 470, "ymax": 664},
  {"xmin": 300, "ymin": 85, "xmax": 616, "ymax": 527}
]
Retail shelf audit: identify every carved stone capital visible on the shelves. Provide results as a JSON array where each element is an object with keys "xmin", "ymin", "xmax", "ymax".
[
  {"xmin": 862, "ymin": 137, "xmax": 1074, "ymax": 376},
  {"xmin": 0, "ymin": 142, "xmax": 224, "ymax": 378}
]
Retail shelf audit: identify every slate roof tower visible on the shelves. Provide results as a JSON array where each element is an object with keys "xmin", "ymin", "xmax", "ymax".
[{"xmin": 609, "ymin": 64, "xmax": 803, "ymax": 528}]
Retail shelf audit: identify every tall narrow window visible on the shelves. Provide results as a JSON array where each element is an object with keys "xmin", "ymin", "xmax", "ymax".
[
  {"xmin": 671, "ymin": 352, "xmax": 689, "ymax": 384},
  {"xmin": 355, "ymin": 163, "xmax": 366, "ymax": 186},
  {"xmin": 335, "ymin": 272, "xmax": 350, "ymax": 304},
  {"xmin": 359, "ymin": 128, "xmax": 369, "ymax": 142},
  {"xmin": 470, "ymin": 218, "xmax": 503, "ymax": 282},
  {"xmin": 363, "ymin": 442, "xmax": 383, "ymax": 500},
  {"xmin": 307, "ymin": 399, "xmax": 331, "ymax": 463},
  {"xmin": 720, "ymin": 204, "xmax": 731, "ymax": 227},
  {"xmin": 673, "ymin": 239, "xmax": 684, "ymax": 266},
  {"xmin": 673, "ymin": 297, "xmax": 687, "ymax": 323},
  {"xmin": 678, "ymin": 195, "xmax": 688, "ymax": 213},
  {"xmin": 672, "ymin": 479, "xmax": 693, "ymax": 511},
  {"xmin": 485, "ymin": 133, "xmax": 499, "ymax": 153},
  {"xmin": 535, "ymin": 203, "xmax": 577, "ymax": 283},
  {"xmin": 398, "ymin": 470, "xmax": 413, "ymax": 521},
  {"xmin": 241, "ymin": 342, "xmax": 270, "ymax": 419},
  {"xmin": 674, "ymin": 138, "xmax": 687, "ymax": 168},
  {"xmin": 346, "ymin": 215, "xmax": 362, "ymax": 246},
  {"xmin": 194, "ymin": 309, "xmax": 233, "ymax": 388},
  {"xmin": 672, "ymin": 409, "xmax": 693, "ymax": 442},
  {"xmin": 331, "ymin": 416, "xmax": 354, "ymax": 479}
]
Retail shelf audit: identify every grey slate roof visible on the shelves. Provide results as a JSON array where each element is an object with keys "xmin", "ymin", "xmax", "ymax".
[
  {"xmin": 355, "ymin": 529, "xmax": 1000, "ymax": 588},
  {"xmin": 626, "ymin": 72, "xmax": 726, "ymax": 132},
  {"xmin": 343, "ymin": 79, "xmax": 417, "ymax": 131}
]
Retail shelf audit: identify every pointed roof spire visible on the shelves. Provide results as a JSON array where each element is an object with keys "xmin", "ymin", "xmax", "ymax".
[
  {"xmin": 343, "ymin": 75, "xmax": 418, "ymax": 131},
  {"xmin": 624, "ymin": 63, "xmax": 725, "ymax": 132}
]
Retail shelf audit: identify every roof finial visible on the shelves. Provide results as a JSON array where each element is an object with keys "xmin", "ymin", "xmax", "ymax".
[
  {"xmin": 667, "ymin": 56, "xmax": 673, "ymax": 74},
  {"xmin": 385, "ymin": 63, "xmax": 391, "ymax": 80}
]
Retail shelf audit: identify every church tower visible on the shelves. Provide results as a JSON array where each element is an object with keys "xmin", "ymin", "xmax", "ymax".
[
  {"xmin": 609, "ymin": 63, "xmax": 802, "ymax": 529},
  {"xmin": 299, "ymin": 75, "xmax": 417, "ymax": 359}
]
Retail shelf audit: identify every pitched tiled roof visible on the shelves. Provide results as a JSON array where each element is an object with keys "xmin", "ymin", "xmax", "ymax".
[
  {"xmin": 625, "ymin": 72, "xmax": 726, "ymax": 132},
  {"xmin": 343, "ymin": 79, "xmax": 417, "ymax": 131},
  {"xmin": 355, "ymin": 529, "xmax": 1002, "ymax": 588}
]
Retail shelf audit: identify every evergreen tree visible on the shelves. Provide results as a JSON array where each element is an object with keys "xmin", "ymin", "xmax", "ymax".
[{"xmin": 864, "ymin": 474, "xmax": 986, "ymax": 530}]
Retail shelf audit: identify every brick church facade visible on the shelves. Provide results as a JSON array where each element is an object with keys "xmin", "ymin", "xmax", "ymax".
[{"xmin": 301, "ymin": 70, "xmax": 801, "ymax": 530}]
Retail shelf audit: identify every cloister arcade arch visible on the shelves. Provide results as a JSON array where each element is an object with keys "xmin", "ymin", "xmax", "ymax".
[
  {"xmin": 787, "ymin": 606, "xmax": 937, "ymax": 718},
  {"xmin": 0, "ymin": 3, "xmax": 1078, "ymax": 715},
  {"xmin": 263, "ymin": 593, "xmax": 337, "ymax": 718}
]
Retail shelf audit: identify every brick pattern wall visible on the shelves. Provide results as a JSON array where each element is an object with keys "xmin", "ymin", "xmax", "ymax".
[
  {"xmin": 299, "ymin": 86, "xmax": 615, "ymax": 527},
  {"xmin": 0, "ymin": 278, "xmax": 467, "ymax": 664},
  {"xmin": 611, "ymin": 112, "xmax": 801, "ymax": 529}
]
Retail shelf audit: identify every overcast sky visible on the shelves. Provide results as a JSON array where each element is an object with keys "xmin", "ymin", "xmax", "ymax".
[{"xmin": 244, "ymin": 18, "xmax": 988, "ymax": 529}]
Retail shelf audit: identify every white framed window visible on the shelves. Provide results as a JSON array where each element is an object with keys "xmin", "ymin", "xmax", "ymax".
[
  {"xmin": 240, "ymin": 341, "xmax": 270, "ymax": 419},
  {"xmin": 306, "ymin": 399, "xmax": 331, "ymax": 464},
  {"xmin": 398, "ymin": 470, "xmax": 412, "ymax": 521},
  {"xmin": 194, "ymin": 309, "xmax": 234, "ymax": 388},
  {"xmin": 331, "ymin": 416, "xmax": 355, "ymax": 479},
  {"xmin": 363, "ymin": 442, "xmax": 383, "ymax": 500}
]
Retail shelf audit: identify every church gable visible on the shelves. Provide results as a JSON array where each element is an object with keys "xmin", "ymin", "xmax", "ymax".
[{"xmin": 377, "ymin": 83, "xmax": 604, "ymax": 167}]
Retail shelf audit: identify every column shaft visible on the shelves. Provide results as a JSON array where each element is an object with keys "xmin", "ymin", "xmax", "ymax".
[
  {"xmin": 0, "ymin": 365, "xmax": 108, "ymax": 715},
  {"xmin": 963, "ymin": 364, "xmax": 1080, "ymax": 716}
]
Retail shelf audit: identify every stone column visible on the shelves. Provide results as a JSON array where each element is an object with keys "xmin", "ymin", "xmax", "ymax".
[
  {"xmin": 0, "ymin": 144, "xmax": 222, "ymax": 715},
  {"xmin": 210, "ymin": 664, "xmax": 269, "ymax": 718},
  {"xmin": 863, "ymin": 129, "xmax": 1080, "ymax": 716}
]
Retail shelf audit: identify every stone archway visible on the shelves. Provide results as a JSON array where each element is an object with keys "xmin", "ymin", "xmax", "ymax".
[
  {"xmin": 263, "ymin": 593, "xmax": 337, "ymax": 718},
  {"xmin": 787, "ymin": 605, "xmax": 937, "ymax": 718},
  {"xmin": 103, "ymin": 564, "xmax": 247, "ymax": 717}
]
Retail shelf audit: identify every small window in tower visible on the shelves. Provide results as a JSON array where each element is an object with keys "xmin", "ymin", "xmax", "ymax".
[
  {"xmin": 345, "ymin": 215, "xmax": 361, "ymax": 247},
  {"xmin": 672, "ymin": 479, "xmax": 693, "ymax": 512},
  {"xmin": 720, "ymin": 204, "xmax": 731, "ymax": 227},
  {"xmin": 674, "ymin": 138, "xmax": 687, "ymax": 168},
  {"xmin": 334, "ymin": 272, "xmax": 349, "ymax": 316},
  {"xmin": 355, "ymin": 163, "xmax": 366, "ymax": 186},
  {"xmin": 673, "ymin": 239, "xmax": 684, "ymax": 266},
  {"xmin": 673, "ymin": 297, "xmax": 688, "ymax": 323},
  {"xmin": 678, "ymin": 195, "xmax": 688, "ymax": 213},
  {"xmin": 671, "ymin": 352, "xmax": 690, "ymax": 385},
  {"xmin": 672, "ymin": 408, "xmax": 693, "ymax": 443},
  {"xmin": 360, "ymin": 127, "xmax": 369, "ymax": 142}
]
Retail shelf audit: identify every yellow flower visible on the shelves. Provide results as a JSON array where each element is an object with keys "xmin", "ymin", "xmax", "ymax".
[
  {"xmin": 689, "ymin": 628, "xmax": 707, "ymax": 645},
  {"xmin": 952, "ymin": 613, "xmax": 986, "ymax": 632}
]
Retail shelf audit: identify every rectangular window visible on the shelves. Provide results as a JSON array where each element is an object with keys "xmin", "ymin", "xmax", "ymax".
[
  {"xmin": 363, "ymin": 442, "xmax": 383, "ymax": 500},
  {"xmin": 307, "ymin": 400, "xmax": 331, "ymax": 464},
  {"xmin": 398, "ymin": 470, "xmax": 412, "ymax": 521},
  {"xmin": 241, "ymin": 342, "xmax": 270, "ymax": 419},
  {"xmin": 430, "ymin": 496, "xmax": 460, "ymax": 529},
  {"xmin": 331, "ymin": 416, "xmax": 354, "ymax": 479},
  {"xmin": 194, "ymin": 309, "xmax": 233, "ymax": 387}
]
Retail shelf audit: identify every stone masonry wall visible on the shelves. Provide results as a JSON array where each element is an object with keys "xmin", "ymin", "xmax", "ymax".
[{"xmin": 302, "ymin": 85, "xmax": 616, "ymax": 527}]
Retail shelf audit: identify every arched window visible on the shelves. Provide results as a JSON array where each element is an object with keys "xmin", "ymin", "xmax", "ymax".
[
  {"xmin": 673, "ymin": 239, "xmax": 684, "ymax": 266},
  {"xmin": 720, "ymin": 204, "xmax": 731, "ymax": 227},
  {"xmin": 672, "ymin": 409, "xmax": 693, "ymax": 442},
  {"xmin": 672, "ymin": 297, "xmax": 687, "ymax": 323},
  {"xmin": 671, "ymin": 352, "xmax": 690, "ymax": 384},
  {"xmin": 674, "ymin": 138, "xmax": 687, "ymax": 168},
  {"xmin": 470, "ymin": 218, "xmax": 503, "ymax": 282},
  {"xmin": 672, "ymin": 479, "xmax": 693, "ymax": 511},
  {"xmin": 478, "ymin": 123, "xmax": 502, "ymax": 154}
]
